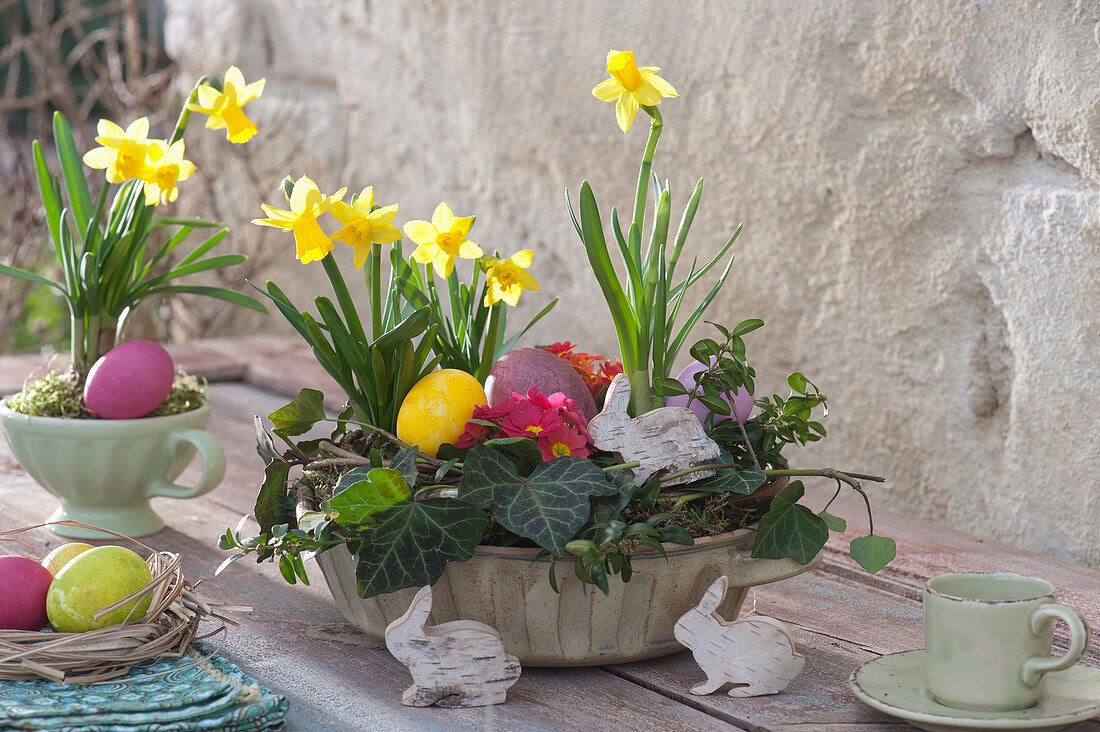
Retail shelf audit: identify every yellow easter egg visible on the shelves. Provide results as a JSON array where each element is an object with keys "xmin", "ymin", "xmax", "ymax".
[{"xmin": 397, "ymin": 369, "xmax": 487, "ymax": 457}]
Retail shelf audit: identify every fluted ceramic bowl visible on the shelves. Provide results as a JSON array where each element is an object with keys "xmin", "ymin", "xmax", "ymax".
[{"xmin": 299, "ymin": 486, "xmax": 820, "ymax": 666}]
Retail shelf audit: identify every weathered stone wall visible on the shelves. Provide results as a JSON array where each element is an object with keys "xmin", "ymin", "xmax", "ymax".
[{"xmin": 165, "ymin": 1, "xmax": 1100, "ymax": 567}]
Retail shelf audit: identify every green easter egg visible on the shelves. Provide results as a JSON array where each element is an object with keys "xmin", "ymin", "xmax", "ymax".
[{"xmin": 46, "ymin": 545, "xmax": 153, "ymax": 633}]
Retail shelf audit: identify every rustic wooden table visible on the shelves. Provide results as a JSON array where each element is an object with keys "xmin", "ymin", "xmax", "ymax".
[{"xmin": 2, "ymin": 338, "xmax": 1098, "ymax": 731}]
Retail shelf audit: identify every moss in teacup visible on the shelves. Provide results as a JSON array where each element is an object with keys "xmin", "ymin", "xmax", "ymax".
[{"xmin": 6, "ymin": 369, "xmax": 206, "ymax": 419}]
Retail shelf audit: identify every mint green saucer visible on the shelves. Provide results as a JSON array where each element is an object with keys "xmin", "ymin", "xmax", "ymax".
[{"xmin": 849, "ymin": 650, "xmax": 1100, "ymax": 732}]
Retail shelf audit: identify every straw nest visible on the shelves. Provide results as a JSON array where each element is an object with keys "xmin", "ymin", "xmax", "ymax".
[{"xmin": 0, "ymin": 549, "xmax": 219, "ymax": 684}]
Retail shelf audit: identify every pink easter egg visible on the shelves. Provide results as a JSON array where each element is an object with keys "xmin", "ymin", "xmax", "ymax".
[
  {"xmin": 0, "ymin": 555, "xmax": 53, "ymax": 630},
  {"xmin": 486, "ymin": 348, "xmax": 598, "ymax": 420},
  {"xmin": 666, "ymin": 360, "xmax": 754, "ymax": 425},
  {"xmin": 83, "ymin": 340, "xmax": 175, "ymax": 419}
]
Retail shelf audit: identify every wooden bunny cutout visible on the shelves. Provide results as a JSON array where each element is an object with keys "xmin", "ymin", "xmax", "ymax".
[
  {"xmin": 674, "ymin": 576, "xmax": 804, "ymax": 697},
  {"xmin": 385, "ymin": 586, "xmax": 521, "ymax": 707},
  {"xmin": 588, "ymin": 373, "xmax": 721, "ymax": 487}
]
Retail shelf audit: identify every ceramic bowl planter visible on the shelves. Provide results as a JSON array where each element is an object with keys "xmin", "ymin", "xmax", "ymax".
[
  {"xmin": 0, "ymin": 400, "xmax": 226, "ymax": 539},
  {"xmin": 298, "ymin": 489, "xmax": 820, "ymax": 667}
]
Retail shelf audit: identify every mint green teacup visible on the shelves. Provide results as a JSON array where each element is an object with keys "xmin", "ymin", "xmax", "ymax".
[
  {"xmin": 0, "ymin": 400, "xmax": 226, "ymax": 539},
  {"xmin": 923, "ymin": 572, "xmax": 1089, "ymax": 712}
]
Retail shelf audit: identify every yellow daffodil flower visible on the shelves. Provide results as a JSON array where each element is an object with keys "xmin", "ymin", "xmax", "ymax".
[
  {"xmin": 187, "ymin": 66, "xmax": 265, "ymax": 143},
  {"xmin": 403, "ymin": 202, "xmax": 483, "ymax": 278},
  {"xmin": 252, "ymin": 177, "xmax": 347, "ymax": 264},
  {"xmin": 82, "ymin": 117, "xmax": 161, "ymax": 183},
  {"xmin": 482, "ymin": 250, "xmax": 540, "ymax": 307},
  {"xmin": 592, "ymin": 50, "xmax": 678, "ymax": 132},
  {"xmin": 141, "ymin": 140, "xmax": 196, "ymax": 206},
  {"xmin": 331, "ymin": 186, "xmax": 402, "ymax": 269}
]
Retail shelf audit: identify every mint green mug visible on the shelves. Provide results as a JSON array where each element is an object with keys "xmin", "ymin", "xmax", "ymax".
[
  {"xmin": 923, "ymin": 572, "xmax": 1089, "ymax": 712},
  {"xmin": 0, "ymin": 400, "xmax": 226, "ymax": 538}
]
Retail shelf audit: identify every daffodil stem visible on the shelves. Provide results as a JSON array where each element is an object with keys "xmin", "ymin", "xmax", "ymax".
[
  {"xmin": 621, "ymin": 106, "xmax": 664, "ymax": 413},
  {"xmin": 478, "ymin": 306, "xmax": 501, "ymax": 383},
  {"xmin": 369, "ymin": 243, "xmax": 383, "ymax": 340},
  {"xmin": 322, "ymin": 254, "xmax": 367, "ymax": 346},
  {"xmin": 169, "ymin": 74, "xmax": 220, "ymax": 145},
  {"xmin": 628, "ymin": 367, "xmax": 652, "ymax": 416},
  {"xmin": 631, "ymin": 107, "xmax": 663, "ymax": 256},
  {"xmin": 68, "ymin": 303, "xmax": 85, "ymax": 377}
]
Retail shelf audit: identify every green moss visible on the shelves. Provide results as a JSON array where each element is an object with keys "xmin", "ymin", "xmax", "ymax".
[
  {"xmin": 620, "ymin": 492, "xmax": 763, "ymax": 539},
  {"xmin": 298, "ymin": 467, "xmax": 343, "ymax": 505},
  {"xmin": 6, "ymin": 369, "xmax": 207, "ymax": 418},
  {"xmin": 149, "ymin": 373, "xmax": 206, "ymax": 417}
]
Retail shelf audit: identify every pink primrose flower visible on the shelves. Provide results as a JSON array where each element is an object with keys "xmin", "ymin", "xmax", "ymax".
[
  {"xmin": 538, "ymin": 424, "xmax": 591, "ymax": 460},
  {"xmin": 499, "ymin": 399, "xmax": 564, "ymax": 439}
]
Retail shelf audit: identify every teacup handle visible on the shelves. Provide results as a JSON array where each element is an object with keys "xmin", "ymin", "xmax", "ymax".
[
  {"xmin": 146, "ymin": 428, "xmax": 227, "ymax": 500},
  {"xmin": 1021, "ymin": 603, "xmax": 1090, "ymax": 686}
]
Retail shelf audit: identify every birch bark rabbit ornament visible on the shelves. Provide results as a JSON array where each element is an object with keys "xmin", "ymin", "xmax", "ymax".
[
  {"xmin": 385, "ymin": 586, "xmax": 521, "ymax": 707},
  {"xmin": 674, "ymin": 576, "xmax": 804, "ymax": 697},
  {"xmin": 588, "ymin": 373, "xmax": 721, "ymax": 487}
]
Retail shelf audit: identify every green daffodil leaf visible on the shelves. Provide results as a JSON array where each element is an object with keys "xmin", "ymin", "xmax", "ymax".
[
  {"xmin": 322, "ymin": 468, "xmax": 411, "ymax": 526},
  {"xmin": 354, "ymin": 497, "xmax": 487, "ymax": 598},
  {"xmin": 750, "ymin": 480, "xmax": 828, "ymax": 565},
  {"xmin": 268, "ymin": 388, "xmax": 326, "ymax": 436},
  {"xmin": 850, "ymin": 534, "xmax": 897, "ymax": 574},
  {"xmin": 459, "ymin": 446, "xmax": 617, "ymax": 555}
]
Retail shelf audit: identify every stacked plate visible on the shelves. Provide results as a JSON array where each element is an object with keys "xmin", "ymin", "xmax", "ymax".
[{"xmin": 0, "ymin": 644, "xmax": 287, "ymax": 730}]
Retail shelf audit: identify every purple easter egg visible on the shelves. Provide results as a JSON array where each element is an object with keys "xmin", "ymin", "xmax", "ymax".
[
  {"xmin": 83, "ymin": 340, "xmax": 175, "ymax": 419},
  {"xmin": 666, "ymin": 360, "xmax": 754, "ymax": 425}
]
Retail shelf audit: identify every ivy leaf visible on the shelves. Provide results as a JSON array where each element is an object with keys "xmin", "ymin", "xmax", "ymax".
[
  {"xmin": 389, "ymin": 445, "xmax": 419, "ymax": 488},
  {"xmin": 751, "ymin": 480, "xmax": 828, "ymax": 565},
  {"xmin": 592, "ymin": 467, "xmax": 635, "ymax": 522},
  {"xmin": 255, "ymin": 461, "xmax": 290, "ymax": 535},
  {"xmin": 355, "ymin": 497, "xmax": 487, "ymax": 597},
  {"xmin": 850, "ymin": 534, "xmax": 897, "ymax": 573},
  {"xmin": 294, "ymin": 438, "xmax": 325, "ymax": 459},
  {"xmin": 331, "ymin": 405, "xmax": 355, "ymax": 440},
  {"xmin": 323, "ymin": 468, "xmax": 411, "ymax": 526},
  {"xmin": 331, "ymin": 466, "xmax": 372, "ymax": 498},
  {"xmin": 436, "ymin": 443, "xmax": 468, "ymax": 462},
  {"xmin": 819, "ymin": 509, "xmax": 847, "ymax": 532},
  {"xmin": 659, "ymin": 523, "xmax": 693, "ymax": 545},
  {"xmin": 269, "ymin": 388, "xmax": 326, "ymax": 436},
  {"xmin": 483, "ymin": 436, "xmax": 543, "ymax": 474},
  {"xmin": 459, "ymin": 447, "xmax": 616, "ymax": 555},
  {"xmin": 254, "ymin": 416, "xmax": 280, "ymax": 464},
  {"xmin": 691, "ymin": 465, "xmax": 765, "ymax": 495}
]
